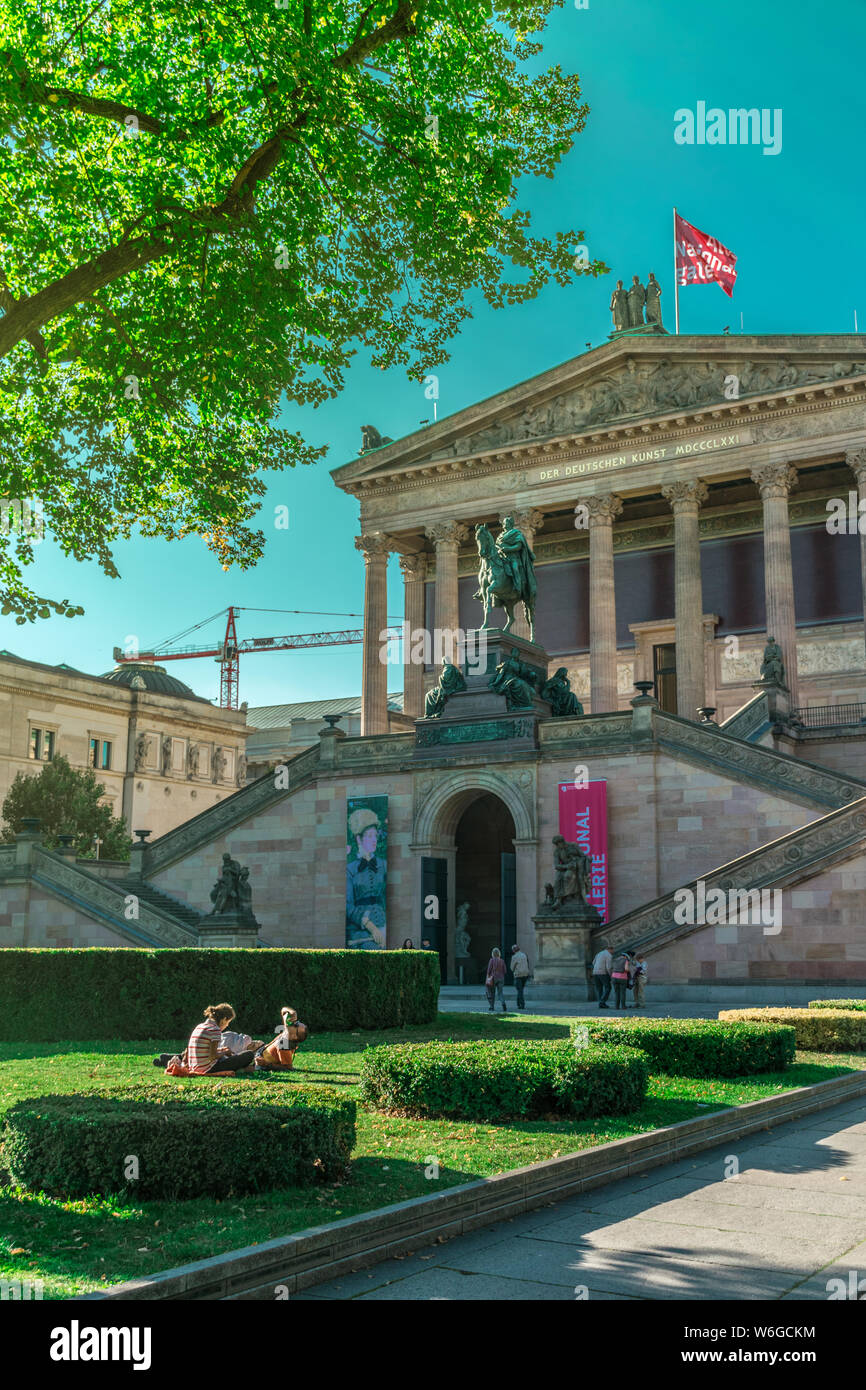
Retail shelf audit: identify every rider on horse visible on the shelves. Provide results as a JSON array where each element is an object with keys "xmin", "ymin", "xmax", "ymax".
[{"xmin": 495, "ymin": 516, "xmax": 537, "ymax": 607}]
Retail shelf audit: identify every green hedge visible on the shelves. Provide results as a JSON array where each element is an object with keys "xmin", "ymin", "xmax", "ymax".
[
  {"xmin": 808, "ymin": 999, "xmax": 866, "ymax": 1013},
  {"xmin": 719, "ymin": 1007, "xmax": 866, "ymax": 1052},
  {"xmin": 1, "ymin": 1081, "xmax": 356, "ymax": 1198},
  {"xmin": 0, "ymin": 948, "xmax": 439, "ymax": 1040},
  {"xmin": 575, "ymin": 1017, "xmax": 796, "ymax": 1077},
  {"xmin": 360, "ymin": 1039, "xmax": 649, "ymax": 1122}
]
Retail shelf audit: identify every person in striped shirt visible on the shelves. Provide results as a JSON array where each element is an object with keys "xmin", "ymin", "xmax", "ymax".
[
  {"xmin": 154, "ymin": 1003, "xmax": 257, "ymax": 1074},
  {"xmin": 188, "ymin": 1003, "xmax": 257, "ymax": 1073}
]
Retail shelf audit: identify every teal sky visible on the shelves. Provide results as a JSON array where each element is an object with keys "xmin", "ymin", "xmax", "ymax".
[{"xmin": 8, "ymin": 0, "xmax": 866, "ymax": 708}]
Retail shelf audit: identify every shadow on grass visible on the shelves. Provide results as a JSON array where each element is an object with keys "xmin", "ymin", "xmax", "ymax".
[{"xmin": 0, "ymin": 1153, "xmax": 482, "ymax": 1297}]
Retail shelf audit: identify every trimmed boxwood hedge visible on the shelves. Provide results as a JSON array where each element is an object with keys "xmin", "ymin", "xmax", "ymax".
[
  {"xmin": 575, "ymin": 1017, "xmax": 796, "ymax": 1077},
  {"xmin": 360, "ymin": 1039, "xmax": 649, "ymax": 1122},
  {"xmin": 809, "ymin": 999, "xmax": 866, "ymax": 1013},
  {"xmin": 719, "ymin": 1007, "xmax": 866, "ymax": 1052},
  {"xmin": 0, "ymin": 948, "xmax": 439, "ymax": 1040},
  {"xmin": 1, "ymin": 1080, "xmax": 356, "ymax": 1198}
]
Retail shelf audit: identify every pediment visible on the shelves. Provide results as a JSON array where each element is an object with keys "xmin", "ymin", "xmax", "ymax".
[
  {"xmin": 332, "ymin": 336, "xmax": 866, "ymax": 489},
  {"xmin": 422, "ymin": 356, "xmax": 866, "ymax": 463}
]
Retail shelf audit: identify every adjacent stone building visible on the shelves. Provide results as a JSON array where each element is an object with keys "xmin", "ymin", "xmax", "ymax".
[{"xmin": 0, "ymin": 652, "xmax": 248, "ymax": 840}]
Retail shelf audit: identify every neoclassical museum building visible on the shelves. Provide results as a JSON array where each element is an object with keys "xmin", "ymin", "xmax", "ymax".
[{"xmin": 3, "ymin": 331, "xmax": 866, "ymax": 1000}]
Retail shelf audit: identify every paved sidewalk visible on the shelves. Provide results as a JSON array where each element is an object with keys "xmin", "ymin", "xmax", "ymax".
[
  {"xmin": 298, "ymin": 1097, "xmax": 866, "ymax": 1301},
  {"xmin": 437, "ymin": 991, "xmax": 721, "ymax": 1019}
]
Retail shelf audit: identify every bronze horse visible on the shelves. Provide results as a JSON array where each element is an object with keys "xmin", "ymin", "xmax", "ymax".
[{"xmin": 473, "ymin": 523, "xmax": 536, "ymax": 642}]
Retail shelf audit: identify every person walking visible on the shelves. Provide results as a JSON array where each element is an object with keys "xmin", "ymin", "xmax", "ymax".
[
  {"xmin": 610, "ymin": 950, "xmax": 631, "ymax": 1010},
  {"xmin": 485, "ymin": 947, "xmax": 507, "ymax": 1012},
  {"xmin": 591, "ymin": 945, "xmax": 613, "ymax": 1008},
  {"xmin": 632, "ymin": 953, "xmax": 648, "ymax": 1007},
  {"xmin": 510, "ymin": 943, "xmax": 531, "ymax": 1010}
]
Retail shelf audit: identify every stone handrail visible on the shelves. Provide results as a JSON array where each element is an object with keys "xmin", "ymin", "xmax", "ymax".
[
  {"xmin": 31, "ymin": 848, "xmax": 199, "ymax": 948},
  {"xmin": 653, "ymin": 708, "xmax": 866, "ymax": 810},
  {"xmin": 720, "ymin": 691, "xmax": 771, "ymax": 743},
  {"xmin": 0, "ymin": 844, "xmax": 18, "ymax": 875},
  {"xmin": 142, "ymin": 744, "xmax": 322, "ymax": 875},
  {"xmin": 596, "ymin": 795, "xmax": 866, "ymax": 955}
]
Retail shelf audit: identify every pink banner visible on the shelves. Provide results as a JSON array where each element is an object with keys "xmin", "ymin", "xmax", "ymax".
[{"xmin": 558, "ymin": 781, "xmax": 609, "ymax": 923}]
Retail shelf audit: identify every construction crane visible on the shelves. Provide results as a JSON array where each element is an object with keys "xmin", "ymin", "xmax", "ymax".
[{"xmin": 113, "ymin": 606, "xmax": 401, "ymax": 709}]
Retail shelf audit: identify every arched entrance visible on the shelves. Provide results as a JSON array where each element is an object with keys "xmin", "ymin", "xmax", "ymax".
[
  {"xmin": 412, "ymin": 770, "xmax": 537, "ymax": 986},
  {"xmin": 454, "ymin": 794, "xmax": 516, "ymax": 984}
]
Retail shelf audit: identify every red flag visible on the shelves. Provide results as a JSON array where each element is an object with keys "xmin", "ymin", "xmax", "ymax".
[{"xmin": 675, "ymin": 213, "xmax": 738, "ymax": 298}]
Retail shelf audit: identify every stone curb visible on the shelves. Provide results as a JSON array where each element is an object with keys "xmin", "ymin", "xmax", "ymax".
[{"xmin": 83, "ymin": 1069, "xmax": 866, "ymax": 1302}]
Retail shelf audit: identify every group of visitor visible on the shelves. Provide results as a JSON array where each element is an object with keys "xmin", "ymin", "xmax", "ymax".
[
  {"xmin": 591, "ymin": 946, "xmax": 648, "ymax": 1009},
  {"xmin": 485, "ymin": 943, "xmax": 531, "ymax": 1012}
]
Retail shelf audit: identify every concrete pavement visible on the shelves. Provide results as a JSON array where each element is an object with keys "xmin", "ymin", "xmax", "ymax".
[{"xmin": 298, "ymin": 1097, "xmax": 866, "ymax": 1301}]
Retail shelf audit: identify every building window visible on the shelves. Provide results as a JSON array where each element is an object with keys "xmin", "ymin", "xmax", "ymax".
[
  {"xmin": 89, "ymin": 737, "xmax": 99, "ymax": 767},
  {"xmin": 29, "ymin": 728, "xmax": 55, "ymax": 761},
  {"xmin": 101, "ymin": 741, "xmax": 112, "ymax": 770}
]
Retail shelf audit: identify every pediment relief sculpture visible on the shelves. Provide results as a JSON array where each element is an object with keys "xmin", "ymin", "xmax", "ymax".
[{"xmin": 420, "ymin": 358, "xmax": 866, "ymax": 463}]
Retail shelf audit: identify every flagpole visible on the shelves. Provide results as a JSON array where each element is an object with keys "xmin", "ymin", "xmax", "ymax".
[{"xmin": 673, "ymin": 206, "xmax": 680, "ymax": 334}]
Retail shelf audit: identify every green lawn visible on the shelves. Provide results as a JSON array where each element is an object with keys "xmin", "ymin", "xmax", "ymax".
[{"xmin": 1, "ymin": 1011, "xmax": 862, "ymax": 1299}]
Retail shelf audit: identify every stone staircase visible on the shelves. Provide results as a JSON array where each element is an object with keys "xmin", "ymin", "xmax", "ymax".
[
  {"xmin": 115, "ymin": 878, "xmax": 205, "ymax": 932},
  {"xmin": 30, "ymin": 849, "xmax": 200, "ymax": 948},
  {"xmin": 596, "ymin": 793, "xmax": 866, "ymax": 956}
]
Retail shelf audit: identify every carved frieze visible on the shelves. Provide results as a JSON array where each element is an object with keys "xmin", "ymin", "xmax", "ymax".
[{"xmin": 422, "ymin": 359, "xmax": 866, "ymax": 462}]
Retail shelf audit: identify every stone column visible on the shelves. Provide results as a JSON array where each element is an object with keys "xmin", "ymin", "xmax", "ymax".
[
  {"xmin": 355, "ymin": 532, "xmax": 393, "ymax": 736},
  {"xmin": 399, "ymin": 552, "xmax": 428, "ymax": 718},
  {"xmin": 751, "ymin": 463, "xmax": 800, "ymax": 707},
  {"xmin": 425, "ymin": 521, "xmax": 469, "ymax": 662},
  {"xmin": 507, "ymin": 508, "xmax": 545, "ymax": 641},
  {"xmin": 662, "ymin": 480, "xmax": 709, "ymax": 720},
  {"xmin": 847, "ymin": 448, "xmax": 866, "ymax": 664},
  {"xmin": 576, "ymin": 494, "xmax": 623, "ymax": 713}
]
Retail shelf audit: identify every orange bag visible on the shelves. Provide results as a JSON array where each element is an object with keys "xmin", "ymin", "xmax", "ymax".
[{"xmin": 165, "ymin": 1052, "xmax": 190, "ymax": 1077}]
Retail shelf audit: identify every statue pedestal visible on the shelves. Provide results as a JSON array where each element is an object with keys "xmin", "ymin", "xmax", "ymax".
[
  {"xmin": 415, "ymin": 628, "xmax": 553, "ymax": 760},
  {"xmin": 532, "ymin": 906, "xmax": 601, "ymax": 996},
  {"xmin": 751, "ymin": 678, "xmax": 791, "ymax": 723},
  {"xmin": 198, "ymin": 912, "xmax": 261, "ymax": 948}
]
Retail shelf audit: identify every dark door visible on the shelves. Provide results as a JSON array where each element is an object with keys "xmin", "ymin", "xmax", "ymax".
[
  {"xmin": 500, "ymin": 851, "xmax": 516, "ymax": 981},
  {"xmin": 421, "ymin": 856, "xmax": 448, "ymax": 984},
  {"xmin": 653, "ymin": 642, "xmax": 678, "ymax": 714}
]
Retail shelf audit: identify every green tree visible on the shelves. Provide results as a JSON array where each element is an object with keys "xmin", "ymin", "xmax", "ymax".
[
  {"xmin": 0, "ymin": 754, "xmax": 132, "ymax": 859},
  {"xmin": 0, "ymin": 0, "xmax": 604, "ymax": 621}
]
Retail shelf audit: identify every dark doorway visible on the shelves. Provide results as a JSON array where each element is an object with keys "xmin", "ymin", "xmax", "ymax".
[
  {"xmin": 420, "ymin": 856, "xmax": 448, "ymax": 984},
  {"xmin": 454, "ymin": 794, "xmax": 516, "ymax": 985},
  {"xmin": 653, "ymin": 642, "xmax": 678, "ymax": 714}
]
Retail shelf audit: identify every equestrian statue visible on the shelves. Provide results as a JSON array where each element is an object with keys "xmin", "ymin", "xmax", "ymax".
[{"xmin": 474, "ymin": 516, "xmax": 537, "ymax": 643}]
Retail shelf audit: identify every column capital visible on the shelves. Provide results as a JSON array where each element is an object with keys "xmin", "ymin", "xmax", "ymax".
[
  {"xmin": 505, "ymin": 508, "xmax": 545, "ymax": 535},
  {"xmin": 846, "ymin": 447, "xmax": 866, "ymax": 484},
  {"xmin": 751, "ymin": 463, "xmax": 798, "ymax": 499},
  {"xmin": 425, "ymin": 520, "xmax": 469, "ymax": 548},
  {"xmin": 398, "ymin": 551, "xmax": 428, "ymax": 580},
  {"xmin": 576, "ymin": 493, "xmax": 623, "ymax": 523},
  {"xmin": 354, "ymin": 532, "xmax": 394, "ymax": 561},
  {"xmin": 661, "ymin": 479, "xmax": 709, "ymax": 509}
]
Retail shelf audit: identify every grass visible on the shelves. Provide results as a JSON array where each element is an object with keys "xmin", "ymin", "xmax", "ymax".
[{"xmin": 0, "ymin": 1011, "xmax": 863, "ymax": 1299}]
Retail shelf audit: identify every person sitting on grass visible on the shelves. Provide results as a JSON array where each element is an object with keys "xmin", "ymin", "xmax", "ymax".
[{"xmin": 153, "ymin": 1003, "xmax": 260, "ymax": 1075}]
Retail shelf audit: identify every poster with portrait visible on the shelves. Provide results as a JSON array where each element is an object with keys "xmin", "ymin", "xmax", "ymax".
[{"xmin": 346, "ymin": 795, "xmax": 389, "ymax": 949}]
